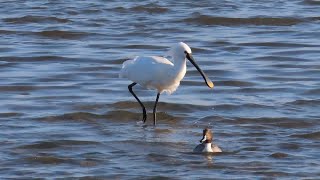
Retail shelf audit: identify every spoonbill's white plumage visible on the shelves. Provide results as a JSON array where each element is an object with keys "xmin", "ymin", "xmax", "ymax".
[{"xmin": 120, "ymin": 42, "xmax": 213, "ymax": 125}]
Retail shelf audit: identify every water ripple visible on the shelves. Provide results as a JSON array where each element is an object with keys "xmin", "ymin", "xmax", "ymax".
[
  {"xmin": 3, "ymin": 15, "xmax": 71, "ymax": 24},
  {"xmin": 181, "ymin": 14, "xmax": 306, "ymax": 26},
  {"xmin": 0, "ymin": 0, "xmax": 319, "ymax": 179}
]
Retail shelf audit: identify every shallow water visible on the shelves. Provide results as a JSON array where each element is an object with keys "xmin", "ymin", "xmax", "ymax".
[{"xmin": 1, "ymin": 0, "xmax": 320, "ymax": 179}]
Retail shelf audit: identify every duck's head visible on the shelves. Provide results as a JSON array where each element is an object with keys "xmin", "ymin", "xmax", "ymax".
[{"xmin": 200, "ymin": 128, "xmax": 213, "ymax": 143}]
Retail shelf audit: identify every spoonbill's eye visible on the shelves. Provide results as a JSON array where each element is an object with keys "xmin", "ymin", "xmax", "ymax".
[{"xmin": 184, "ymin": 51, "xmax": 187, "ymax": 54}]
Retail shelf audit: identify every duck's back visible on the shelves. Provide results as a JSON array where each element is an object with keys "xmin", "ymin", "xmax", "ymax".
[
  {"xmin": 193, "ymin": 143, "xmax": 205, "ymax": 153},
  {"xmin": 212, "ymin": 144, "xmax": 222, "ymax": 152},
  {"xmin": 193, "ymin": 143, "xmax": 222, "ymax": 153}
]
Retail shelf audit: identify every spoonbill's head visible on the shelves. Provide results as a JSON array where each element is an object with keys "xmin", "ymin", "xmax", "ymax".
[
  {"xmin": 167, "ymin": 42, "xmax": 192, "ymax": 59},
  {"xmin": 168, "ymin": 42, "xmax": 214, "ymax": 89},
  {"xmin": 200, "ymin": 128, "xmax": 213, "ymax": 143}
]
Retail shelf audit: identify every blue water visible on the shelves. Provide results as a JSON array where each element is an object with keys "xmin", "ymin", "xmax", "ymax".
[{"xmin": 1, "ymin": 0, "xmax": 320, "ymax": 179}]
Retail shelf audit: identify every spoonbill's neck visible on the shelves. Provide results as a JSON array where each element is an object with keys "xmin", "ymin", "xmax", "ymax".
[
  {"xmin": 173, "ymin": 55, "xmax": 186, "ymax": 67},
  {"xmin": 172, "ymin": 52, "xmax": 186, "ymax": 68},
  {"xmin": 171, "ymin": 55, "xmax": 187, "ymax": 80}
]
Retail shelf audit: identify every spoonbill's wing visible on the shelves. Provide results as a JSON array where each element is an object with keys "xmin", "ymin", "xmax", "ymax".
[{"xmin": 120, "ymin": 56, "xmax": 174, "ymax": 88}]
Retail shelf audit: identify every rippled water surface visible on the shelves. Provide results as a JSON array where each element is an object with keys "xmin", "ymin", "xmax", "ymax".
[{"xmin": 1, "ymin": 0, "xmax": 320, "ymax": 179}]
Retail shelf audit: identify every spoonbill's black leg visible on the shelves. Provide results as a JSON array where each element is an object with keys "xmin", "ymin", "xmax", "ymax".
[
  {"xmin": 153, "ymin": 92, "xmax": 160, "ymax": 126},
  {"xmin": 128, "ymin": 82, "xmax": 147, "ymax": 123}
]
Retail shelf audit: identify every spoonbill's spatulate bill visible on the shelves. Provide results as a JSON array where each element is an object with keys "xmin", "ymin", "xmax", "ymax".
[{"xmin": 120, "ymin": 42, "xmax": 213, "ymax": 125}]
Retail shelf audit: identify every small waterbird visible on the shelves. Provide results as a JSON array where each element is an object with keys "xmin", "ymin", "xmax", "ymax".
[
  {"xmin": 120, "ymin": 42, "xmax": 213, "ymax": 125},
  {"xmin": 193, "ymin": 128, "xmax": 222, "ymax": 153}
]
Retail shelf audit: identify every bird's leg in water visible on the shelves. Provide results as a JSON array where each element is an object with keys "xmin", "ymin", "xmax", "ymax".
[
  {"xmin": 153, "ymin": 93, "xmax": 160, "ymax": 126},
  {"xmin": 128, "ymin": 82, "xmax": 147, "ymax": 123}
]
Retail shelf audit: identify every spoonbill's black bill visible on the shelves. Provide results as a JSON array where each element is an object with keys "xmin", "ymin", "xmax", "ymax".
[{"xmin": 119, "ymin": 42, "xmax": 213, "ymax": 125}]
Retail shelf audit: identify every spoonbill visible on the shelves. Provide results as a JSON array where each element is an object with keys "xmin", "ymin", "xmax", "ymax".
[{"xmin": 120, "ymin": 42, "xmax": 213, "ymax": 125}]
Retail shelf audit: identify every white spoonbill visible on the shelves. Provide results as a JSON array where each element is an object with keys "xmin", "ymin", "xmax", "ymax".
[{"xmin": 119, "ymin": 42, "xmax": 214, "ymax": 125}]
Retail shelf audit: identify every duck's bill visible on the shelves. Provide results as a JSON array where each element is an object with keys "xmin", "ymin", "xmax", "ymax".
[
  {"xmin": 200, "ymin": 135, "xmax": 207, "ymax": 143},
  {"xmin": 186, "ymin": 53, "xmax": 214, "ymax": 89}
]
